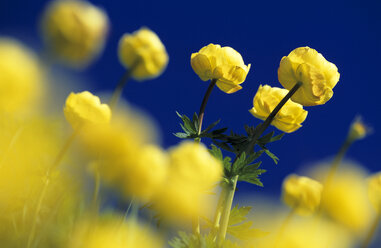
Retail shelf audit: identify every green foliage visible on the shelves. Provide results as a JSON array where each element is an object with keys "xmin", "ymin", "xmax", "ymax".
[
  {"xmin": 227, "ymin": 205, "xmax": 268, "ymax": 240},
  {"xmin": 169, "ymin": 232, "xmax": 241, "ymax": 248},
  {"xmin": 175, "ymin": 112, "xmax": 285, "ymax": 187}
]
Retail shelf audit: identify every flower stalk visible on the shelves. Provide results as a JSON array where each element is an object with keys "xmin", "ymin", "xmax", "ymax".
[
  {"xmin": 216, "ymin": 175, "xmax": 239, "ymax": 247},
  {"xmin": 361, "ymin": 211, "xmax": 381, "ymax": 248}
]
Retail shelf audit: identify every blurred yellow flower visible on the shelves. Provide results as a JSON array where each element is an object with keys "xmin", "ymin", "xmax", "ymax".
[
  {"xmin": 348, "ymin": 117, "xmax": 369, "ymax": 142},
  {"xmin": 118, "ymin": 27, "xmax": 168, "ymax": 80},
  {"xmin": 191, "ymin": 43, "xmax": 251, "ymax": 94},
  {"xmin": 368, "ymin": 172, "xmax": 381, "ymax": 213},
  {"xmin": 152, "ymin": 141, "xmax": 222, "ymax": 224},
  {"xmin": 122, "ymin": 145, "xmax": 168, "ymax": 202},
  {"xmin": 0, "ymin": 38, "xmax": 44, "ymax": 114},
  {"xmin": 40, "ymin": 0, "xmax": 109, "ymax": 68},
  {"xmin": 249, "ymin": 85, "xmax": 308, "ymax": 133},
  {"xmin": 0, "ymin": 114, "xmax": 82, "ymax": 247},
  {"xmin": 68, "ymin": 216, "xmax": 163, "ymax": 248},
  {"xmin": 64, "ymin": 91, "xmax": 111, "ymax": 130},
  {"xmin": 278, "ymin": 47, "xmax": 340, "ymax": 106},
  {"xmin": 282, "ymin": 174, "xmax": 322, "ymax": 215},
  {"xmin": 320, "ymin": 166, "xmax": 372, "ymax": 234}
]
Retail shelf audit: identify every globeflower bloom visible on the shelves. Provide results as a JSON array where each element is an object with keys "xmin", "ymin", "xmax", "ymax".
[
  {"xmin": 249, "ymin": 85, "xmax": 308, "ymax": 133},
  {"xmin": 40, "ymin": 0, "xmax": 109, "ymax": 68},
  {"xmin": 191, "ymin": 43, "xmax": 251, "ymax": 94},
  {"xmin": 0, "ymin": 38, "xmax": 44, "ymax": 113},
  {"xmin": 282, "ymin": 174, "xmax": 323, "ymax": 215},
  {"xmin": 64, "ymin": 91, "xmax": 111, "ymax": 129},
  {"xmin": 278, "ymin": 47, "xmax": 340, "ymax": 106},
  {"xmin": 118, "ymin": 27, "xmax": 169, "ymax": 80},
  {"xmin": 368, "ymin": 172, "xmax": 381, "ymax": 213}
]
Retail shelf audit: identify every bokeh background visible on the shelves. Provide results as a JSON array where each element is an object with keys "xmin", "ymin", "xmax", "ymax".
[{"xmin": 1, "ymin": 0, "xmax": 380, "ymax": 197}]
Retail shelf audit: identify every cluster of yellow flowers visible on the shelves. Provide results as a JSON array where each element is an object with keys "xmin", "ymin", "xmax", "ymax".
[{"xmin": 0, "ymin": 0, "xmax": 379, "ymax": 247}]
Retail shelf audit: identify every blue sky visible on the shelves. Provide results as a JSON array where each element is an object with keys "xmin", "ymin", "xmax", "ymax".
[{"xmin": 1, "ymin": 0, "xmax": 380, "ymax": 195}]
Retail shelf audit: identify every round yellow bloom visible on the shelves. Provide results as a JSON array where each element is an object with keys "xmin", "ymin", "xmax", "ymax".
[
  {"xmin": 64, "ymin": 91, "xmax": 111, "ymax": 129},
  {"xmin": 368, "ymin": 172, "xmax": 381, "ymax": 213},
  {"xmin": 152, "ymin": 141, "xmax": 222, "ymax": 224},
  {"xmin": 122, "ymin": 145, "xmax": 168, "ymax": 202},
  {"xmin": 68, "ymin": 217, "xmax": 163, "ymax": 248},
  {"xmin": 168, "ymin": 141, "xmax": 222, "ymax": 189},
  {"xmin": 282, "ymin": 174, "xmax": 323, "ymax": 215},
  {"xmin": 0, "ymin": 38, "xmax": 44, "ymax": 113},
  {"xmin": 118, "ymin": 27, "xmax": 169, "ymax": 80},
  {"xmin": 40, "ymin": 0, "xmax": 109, "ymax": 68},
  {"xmin": 348, "ymin": 117, "xmax": 369, "ymax": 141},
  {"xmin": 249, "ymin": 85, "xmax": 308, "ymax": 133},
  {"xmin": 191, "ymin": 43, "xmax": 251, "ymax": 94},
  {"xmin": 278, "ymin": 47, "xmax": 340, "ymax": 106}
]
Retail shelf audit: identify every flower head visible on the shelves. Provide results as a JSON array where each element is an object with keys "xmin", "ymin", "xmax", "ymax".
[
  {"xmin": 0, "ymin": 38, "xmax": 44, "ymax": 114},
  {"xmin": 40, "ymin": 0, "xmax": 109, "ymax": 68},
  {"xmin": 191, "ymin": 43, "xmax": 251, "ymax": 94},
  {"xmin": 278, "ymin": 47, "xmax": 340, "ymax": 106},
  {"xmin": 282, "ymin": 174, "xmax": 323, "ymax": 215},
  {"xmin": 64, "ymin": 91, "xmax": 111, "ymax": 129},
  {"xmin": 368, "ymin": 172, "xmax": 381, "ymax": 213},
  {"xmin": 249, "ymin": 85, "xmax": 307, "ymax": 133},
  {"xmin": 348, "ymin": 116, "xmax": 370, "ymax": 142},
  {"xmin": 118, "ymin": 27, "xmax": 168, "ymax": 80}
]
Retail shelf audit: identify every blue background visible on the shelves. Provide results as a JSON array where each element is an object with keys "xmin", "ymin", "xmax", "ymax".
[{"xmin": 1, "ymin": 0, "xmax": 380, "ymax": 197}]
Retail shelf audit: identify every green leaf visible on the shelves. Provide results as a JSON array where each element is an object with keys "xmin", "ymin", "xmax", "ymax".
[
  {"xmin": 174, "ymin": 132, "xmax": 189, "ymax": 139},
  {"xmin": 258, "ymin": 131, "xmax": 274, "ymax": 144},
  {"xmin": 202, "ymin": 119, "xmax": 221, "ymax": 134},
  {"xmin": 169, "ymin": 232, "xmax": 216, "ymax": 248},
  {"xmin": 228, "ymin": 205, "xmax": 252, "ymax": 226},
  {"xmin": 238, "ymin": 169, "xmax": 266, "ymax": 187},
  {"xmin": 192, "ymin": 112, "xmax": 199, "ymax": 132},
  {"xmin": 263, "ymin": 148, "xmax": 279, "ymax": 164},
  {"xmin": 227, "ymin": 221, "xmax": 268, "ymax": 240},
  {"xmin": 182, "ymin": 115, "xmax": 196, "ymax": 134},
  {"xmin": 240, "ymin": 162, "xmax": 262, "ymax": 174},
  {"xmin": 232, "ymin": 152, "xmax": 246, "ymax": 174},
  {"xmin": 269, "ymin": 133, "xmax": 285, "ymax": 142}
]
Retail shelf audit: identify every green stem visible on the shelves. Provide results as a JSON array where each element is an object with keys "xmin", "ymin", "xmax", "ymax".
[
  {"xmin": 27, "ymin": 129, "xmax": 79, "ymax": 248},
  {"xmin": 324, "ymin": 138, "xmax": 353, "ymax": 187},
  {"xmin": 109, "ymin": 70, "xmax": 132, "ymax": 109},
  {"xmin": 216, "ymin": 175, "xmax": 239, "ymax": 247},
  {"xmin": 361, "ymin": 211, "xmax": 381, "ymax": 248},
  {"xmin": 195, "ymin": 79, "xmax": 218, "ymax": 142}
]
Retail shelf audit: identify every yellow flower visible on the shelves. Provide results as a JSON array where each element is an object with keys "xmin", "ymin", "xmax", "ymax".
[
  {"xmin": 282, "ymin": 174, "xmax": 322, "ymax": 215},
  {"xmin": 278, "ymin": 47, "xmax": 340, "ymax": 106},
  {"xmin": 152, "ymin": 141, "xmax": 222, "ymax": 224},
  {"xmin": 0, "ymin": 38, "xmax": 44, "ymax": 114},
  {"xmin": 348, "ymin": 116, "xmax": 369, "ymax": 141},
  {"xmin": 40, "ymin": 0, "xmax": 109, "ymax": 68},
  {"xmin": 122, "ymin": 145, "xmax": 168, "ymax": 202},
  {"xmin": 118, "ymin": 27, "xmax": 168, "ymax": 80},
  {"xmin": 64, "ymin": 91, "xmax": 111, "ymax": 129},
  {"xmin": 368, "ymin": 172, "xmax": 381, "ymax": 213},
  {"xmin": 249, "ymin": 85, "xmax": 308, "ymax": 133},
  {"xmin": 320, "ymin": 166, "xmax": 372, "ymax": 234},
  {"xmin": 68, "ymin": 216, "xmax": 163, "ymax": 248},
  {"xmin": 191, "ymin": 43, "xmax": 251, "ymax": 94},
  {"xmin": 168, "ymin": 141, "xmax": 222, "ymax": 190}
]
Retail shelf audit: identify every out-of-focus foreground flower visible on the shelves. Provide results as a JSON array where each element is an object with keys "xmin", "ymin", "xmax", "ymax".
[
  {"xmin": 282, "ymin": 174, "xmax": 322, "ymax": 215},
  {"xmin": 278, "ymin": 47, "xmax": 340, "ymax": 106},
  {"xmin": 0, "ymin": 38, "xmax": 44, "ymax": 114},
  {"xmin": 249, "ymin": 85, "xmax": 307, "ymax": 133},
  {"xmin": 40, "ymin": 0, "xmax": 109, "ymax": 68},
  {"xmin": 368, "ymin": 172, "xmax": 381, "ymax": 213},
  {"xmin": 68, "ymin": 215, "xmax": 163, "ymax": 248},
  {"xmin": 64, "ymin": 91, "xmax": 111, "ymax": 130},
  {"xmin": 191, "ymin": 43, "xmax": 251, "ymax": 94},
  {"xmin": 118, "ymin": 27, "xmax": 169, "ymax": 80}
]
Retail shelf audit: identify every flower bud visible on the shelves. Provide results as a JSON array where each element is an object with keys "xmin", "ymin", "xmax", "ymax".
[
  {"xmin": 368, "ymin": 172, "xmax": 381, "ymax": 213},
  {"xmin": 64, "ymin": 91, "xmax": 111, "ymax": 129},
  {"xmin": 191, "ymin": 43, "xmax": 251, "ymax": 94},
  {"xmin": 118, "ymin": 27, "xmax": 168, "ymax": 80},
  {"xmin": 348, "ymin": 116, "xmax": 369, "ymax": 142},
  {"xmin": 249, "ymin": 85, "xmax": 308, "ymax": 133},
  {"xmin": 282, "ymin": 174, "xmax": 323, "ymax": 215},
  {"xmin": 278, "ymin": 47, "xmax": 340, "ymax": 106},
  {"xmin": 0, "ymin": 38, "xmax": 44, "ymax": 113},
  {"xmin": 40, "ymin": 0, "xmax": 109, "ymax": 68}
]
